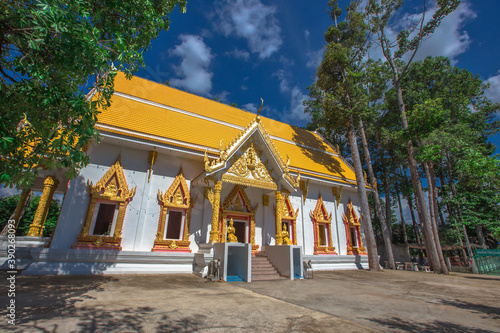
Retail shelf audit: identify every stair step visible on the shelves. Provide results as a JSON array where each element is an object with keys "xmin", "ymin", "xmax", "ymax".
[
  {"xmin": 252, "ymin": 274, "xmax": 287, "ymax": 281},
  {"xmin": 250, "ymin": 254, "xmax": 283, "ymax": 281}
]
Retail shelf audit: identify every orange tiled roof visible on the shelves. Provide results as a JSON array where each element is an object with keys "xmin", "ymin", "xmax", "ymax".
[{"xmin": 96, "ymin": 72, "xmax": 356, "ymax": 184}]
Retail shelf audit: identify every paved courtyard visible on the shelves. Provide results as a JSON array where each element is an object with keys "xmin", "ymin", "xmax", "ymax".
[{"xmin": 1, "ymin": 269, "xmax": 499, "ymax": 332}]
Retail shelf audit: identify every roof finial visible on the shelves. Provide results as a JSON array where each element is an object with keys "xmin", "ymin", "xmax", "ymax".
[{"xmin": 256, "ymin": 98, "xmax": 264, "ymax": 121}]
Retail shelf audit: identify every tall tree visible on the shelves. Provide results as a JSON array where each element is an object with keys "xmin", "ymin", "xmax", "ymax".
[
  {"xmin": 0, "ymin": 0, "xmax": 187, "ymax": 188},
  {"xmin": 359, "ymin": 59, "xmax": 395, "ymax": 269},
  {"xmin": 312, "ymin": 1, "xmax": 380, "ymax": 270},
  {"xmin": 365, "ymin": 0, "xmax": 460, "ymax": 273}
]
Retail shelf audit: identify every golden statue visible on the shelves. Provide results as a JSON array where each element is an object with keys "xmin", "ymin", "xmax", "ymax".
[
  {"xmin": 282, "ymin": 224, "xmax": 292, "ymax": 245},
  {"xmin": 227, "ymin": 218, "xmax": 238, "ymax": 243}
]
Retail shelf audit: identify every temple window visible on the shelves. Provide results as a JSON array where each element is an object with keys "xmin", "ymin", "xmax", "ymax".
[
  {"xmin": 343, "ymin": 199, "xmax": 367, "ymax": 255},
  {"xmin": 165, "ymin": 210, "xmax": 185, "ymax": 240},
  {"xmin": 91, "ymin": 202, "xmax": 119, "ymax": 236},
  {"xmin": 310, "ymin": 194, "xmax": 336, "ymax": 254},
  {"xmin": 152, "ymin": 169, "xmax": 193, "ymax": 252},
  {"xmin": 318, "ymin": 224, "xmax": 327, "ymax": 246},
  {"xmin": 73, "ymin": 157, "xmax": 136, "ymax": 250}
]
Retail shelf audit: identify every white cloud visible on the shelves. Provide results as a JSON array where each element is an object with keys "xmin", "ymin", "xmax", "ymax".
[
  {"xmin": 273, "ymin": 69, "xmax": 290, "ymax": 93},
  {"xmin": 304, "ymin": 29, "xmax": 310, "ymax": 42},
  {"xmin": 412, "ymin": 2, "xmax": 476, "ymax": 64},
  {"xmin": 225, "ymin": 48, "xmax": 250, "ymax": 61},
  {"xmin": 289, "ymin": 86, "xmax": 312, "ymax": 122},
  {"xmin": 485, "ymin": 71, "xmax": 500, "ymax": 104},
  {"xmin": 214, "ymin": 0, "xmax": 282, "ymax": 59},
  {"xmin": 169, "ymin": 35, "xmax": 213, "ymax": 96},
  {"xmin": 368, "ymin": 2, "xmax": 476, "ymax": 65},
  {"xmin": 306, "ymin": 49, "xmax": 324, "ymax": 69},
  {"xmin": 243, "ymin": 103, "xmax": 258, "ymax": 113},
  {"xmin": 279, "ymin": 55, "xmax": 294, "ymax": 67}
]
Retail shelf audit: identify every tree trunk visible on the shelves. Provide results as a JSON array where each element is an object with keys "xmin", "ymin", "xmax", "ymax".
[
  {"xmin": 424, "ymin": 162, "xmax": 448, "ymax": 274},
  {"xmin": 475, "ymin": 225, "xmax": 486, "ymax": 248},
  {"xmin": 375, "ymin": 133, "xmax": 393, "ymax": 236},
  {"xmin": 359, "ymin": 119, "xmax": 395, "ymax": 269},
  {"xmin": 347, "ymin": 118, "xmax": 380, "ymax": 270},
  {"xmin": 394, "ymin": 179, "xmax": 410, "ymax": 260},
  {"xmin": 393, "ymin": 75, "xmax": 444, "ymax": 273},
  {"xmin": 401, "ymin": 167, "xmax": 423, "ymax": 247}
]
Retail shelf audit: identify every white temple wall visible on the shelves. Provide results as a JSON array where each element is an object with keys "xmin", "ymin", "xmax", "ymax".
[{"xmin": 52, "ymin": 142, "xmax": 207, "ymax": 252}]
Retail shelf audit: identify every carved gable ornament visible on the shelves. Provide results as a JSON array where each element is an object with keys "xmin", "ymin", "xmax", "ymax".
[
  {"xmin": 88, "ymin": 157, "xmax": 136, "ymax": 201},
  {"xmin": 222, "ymin": 141, "xmax": 277, "ymax": 190},
  {"xmin": 158, "ymin": 169, "xmax": 190, "ymax": 209},
  {"xmin": 204, "ymin": 116, "xmax": 299, "ymax": 190}
]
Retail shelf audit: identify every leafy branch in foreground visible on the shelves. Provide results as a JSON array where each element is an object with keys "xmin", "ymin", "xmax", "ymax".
[{"xmin": 0, "ymin": 0, "xmax": 186, "ymax": 188}]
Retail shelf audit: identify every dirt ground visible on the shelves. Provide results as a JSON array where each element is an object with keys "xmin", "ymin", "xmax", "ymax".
[{"xmin": 0, "ymin": 269, "xmax": 499, "ymax": 332}]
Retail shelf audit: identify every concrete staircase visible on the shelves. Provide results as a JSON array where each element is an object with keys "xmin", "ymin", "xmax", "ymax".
[{"xmin": 252, "ymin": 253, "xmax": 285, "ymax": 281}]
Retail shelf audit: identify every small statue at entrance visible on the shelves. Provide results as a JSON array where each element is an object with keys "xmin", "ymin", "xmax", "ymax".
[
  {"xmin": 282, "ymin": 224, "xmax": 293, "ymax": 245},
  {"xmin": 227, "ymin": 218, "xmax": 238, "ymax": 243}
]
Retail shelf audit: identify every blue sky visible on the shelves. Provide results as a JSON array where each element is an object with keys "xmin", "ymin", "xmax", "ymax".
[{"xmin": 136, "ymin": 0, "xmax": 500, "ymax": 147}]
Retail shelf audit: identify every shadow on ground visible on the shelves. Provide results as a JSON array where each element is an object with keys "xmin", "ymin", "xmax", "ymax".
[
  {"xmin": 0, "ymin": 274, "xmax": 217, "ymax": 333},
  {"xmin": 367, "ymin": 317, "xmax": 495, "ymax": 333},
  {"xmin": 438, "ymin": 299, "xmax": 500, "ymax": 320}
]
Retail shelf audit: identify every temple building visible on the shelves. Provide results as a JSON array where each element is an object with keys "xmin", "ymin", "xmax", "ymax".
[{"xmin": 3, "ymin": 73, "xmax": 371, "ymax": 278}]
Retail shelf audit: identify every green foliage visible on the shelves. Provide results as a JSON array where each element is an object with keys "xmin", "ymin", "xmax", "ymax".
[
  {"xmin": 0, "ymin": 194, "xmax": 61, "ymax": 237},
  {"xmin": 313, "ymin": 0, "xmax": 370, "ymax": 132},
  {"xmin": 0, "ymin": 0, "xmax": 186, "ymax": 188}
]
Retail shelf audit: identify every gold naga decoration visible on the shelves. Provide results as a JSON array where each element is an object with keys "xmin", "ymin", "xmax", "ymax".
[
  {"xmin": 153, "ymin": 168, "xmax": 192, "ymax": 252},
  {"xmin": 203, "ymin": 110, "xmax": 299, "ymax": 189},
  {"xmin": 310, "ymin": 194, "xmax": 336, "ymax": 255},
  {"xmin": 73, "ymin": 156, "xmax": 136, "ymax": 250},
  {"xmin": 343, "ymin": 199, "xmax": 366, "ymax": 255}
]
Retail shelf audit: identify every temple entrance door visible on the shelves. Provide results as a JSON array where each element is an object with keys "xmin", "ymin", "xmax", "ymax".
[{"xmin": 233, "ymin": 220, "xmax": 247, "ymax": 243}]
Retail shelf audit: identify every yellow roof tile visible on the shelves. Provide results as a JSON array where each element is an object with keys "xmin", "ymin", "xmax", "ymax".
[{"xmin": 97, "ymin": 72, "xmax": 356, "ymax": 183}]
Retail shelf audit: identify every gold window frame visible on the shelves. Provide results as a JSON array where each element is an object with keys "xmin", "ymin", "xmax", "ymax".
[
  {"xmin": 152, "ymin": 169, "xmax": 193, "ymax": 252},
  {"xmin": 310, "ymin": 194, "xmax": 336, "ymax": 254},
  {"xmin": 343, "ymin": 199, "xmax": 366, "ymax": 255},
  {"xmin": 73, "ymin": 157, "xmax": 136, "ymax": 250}
]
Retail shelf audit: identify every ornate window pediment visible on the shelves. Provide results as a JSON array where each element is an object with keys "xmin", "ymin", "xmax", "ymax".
[
  {"xmin": 73, "ymin": 156, "xmax": 136, "ymax": 250},
  {"xmin": 158, "ymin": 168, "xmax": 190, "ymax": 209},
  {"xmin": 153, "ymin": 169, "xmax": 194, "ymax": 252},
  {"xmin": 310, "ymin": 194, "xmax": 336, "ymax": 255},
  {"xmin": 311, "ymin": 195, "xmax": 332, "ymax": 224}
]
